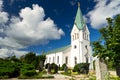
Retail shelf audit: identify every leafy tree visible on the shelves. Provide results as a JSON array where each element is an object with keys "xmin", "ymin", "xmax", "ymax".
[
  {"xmin": 38, "ymin": 55, "xmax": 46, "ymax": 71},
  {"xmin": 24, "ymin": 52, "xmax": 36, "ymax": 64},
  {"xmin": 93, "ymin": 15, "xmax": 120, "ymax": 77}
]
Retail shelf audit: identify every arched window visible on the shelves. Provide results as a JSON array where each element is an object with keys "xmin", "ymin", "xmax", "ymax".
[
  {"xmin": 72, "ymin": 35, "xmax": 74, "ymax": 40},
  {"xmin": 86, "ymin": 57, "xmax": 88, "ymax": 63},
  {"xmin": 49, "ymin": 57, "xmax": 51, "ymax": 63},
  {"xmin": 83, "ymin": 32, "xmax": 84, "ymax": 39},
  {"xmin": 75, "ymin": 33, "xmax": 76, "ymax": 40},
  {"xmin": 53, "ymin": 57, "xmax": 54, "ymax": 63},
  {"xmin": 77, "ymin": 33, "xmax": 79, "ymax": 39},
  {"xmin": 57, "ymin": 56, "xmax": 59, "ymax": 64},
  {"xmin": 65, "ymin": 56, "xmax": 68, "ymax": 64},
  {"xmin": 84, "ymin": 33, "xmax": 86, "ymax": 40},
  {"xmin": 87, "ymin": 35, "xmax": 88, "ymax": 40},
  {"xmin": 74, "ymin": 57, "xmax": 77, "ymax": 64}
]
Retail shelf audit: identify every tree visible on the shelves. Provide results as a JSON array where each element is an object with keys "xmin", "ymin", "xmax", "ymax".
[
  {"xmin": 38, "ymin": 55, "xmax": 46, "ymax": 71},
  {"xmin": 93, "ymin": 15, "xmax": 120, "ymax": 77},
  {"xmin": 24, "ymin": 52, "xmax": 36, "ymax": 64}
]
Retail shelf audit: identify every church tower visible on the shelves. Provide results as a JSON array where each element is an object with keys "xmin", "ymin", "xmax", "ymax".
[{"xmin": 70, "ymin": 2, "xmax": 92, "ymax": 68}]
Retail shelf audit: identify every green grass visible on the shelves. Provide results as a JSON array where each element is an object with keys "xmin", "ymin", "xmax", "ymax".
[{"xmin": 18, "ymin": 72, "xmax": 54, "ymax": 79}]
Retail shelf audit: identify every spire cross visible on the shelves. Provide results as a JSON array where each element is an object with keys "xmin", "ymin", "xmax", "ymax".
[{"xmin": 78, "ymin": 2, "xmax": 80, "ymax": 7}]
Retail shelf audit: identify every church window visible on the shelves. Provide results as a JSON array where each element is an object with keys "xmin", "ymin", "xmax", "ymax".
[
  {"xmin": 77, "ymin": 33, "xmax": 79, "ymax": 39},
  {"xmin": 57, "ymin": 56, "xmax": 59, "ymax": 64},
  {"xmin": 53, "ymin": 57, "xmax": 54, "ymax": 63},
  {"xmin": 87, "ymin": 35, "xmax": 88, "ymax": 40},
  {"xmin": 86, "ymin": 57, "xmax": 88, "ymax": 63},
  {"xmin": 76, "ymin": 33, "xmax": 77, "ymax": 39},
  {"xmin": 75, "ymin": 33, "xmax": 76, "ymax": 40},
  {"xmin": 74, "ymin": 45, "xmax": 77, "ymax": 49},
  {"xmin": 74, "ymin": 57, "xmax": 77, "ymax": 64},
  {"xmin": 65, "ymin": 56, "xmax": 68, "ymax": 64},
  {"xmin": 73, "ymin": 35, "xmax": 74, "ymax": 40},
  {"xmin": 83, "ymin": 32, "xmax": 84, "ymax": 39},
  {"xmin": 84, "ymin": 33, "xmax": 86, "ymax": 40},
  {"xmin": 85, "ymin": 45, "xmax": 87, "ymax": 49},
  {"xmin": 49, "ymin": 57, "xmax": 51, "ymax": 63}
]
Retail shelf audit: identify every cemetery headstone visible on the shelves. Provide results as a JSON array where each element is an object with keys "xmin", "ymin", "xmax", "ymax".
[{"xmin": 95, "ymin": 58, "xmax": 108, "ymax": 80}]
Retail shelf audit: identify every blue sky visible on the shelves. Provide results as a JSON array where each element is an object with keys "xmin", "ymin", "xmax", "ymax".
[{"xmin": 0, "ymin": 0, "xmax": 120, "ymax": 57}]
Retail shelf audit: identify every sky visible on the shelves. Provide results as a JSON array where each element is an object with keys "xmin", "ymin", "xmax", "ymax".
[{"xmin": 0, "ymin": 0, "xmax": 120, "ymax": 58}]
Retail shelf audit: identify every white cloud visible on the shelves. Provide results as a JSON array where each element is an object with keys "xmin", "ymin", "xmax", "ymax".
[
  {"xmin": 0, "ymin": 4, "xmax": 64, "ymax": 49},
  {"xmin": 0, "ymin": 0, "xmax": 8, "ymax": 24},
  {"xmin": 0, "ymin": 12, "xmax": 8, "ymax": 24},
  {"xmin": 86, "ymin": 0, "xmax": 120, "ymax": 29},
  {"xmin": 0, "ymin": 48, "xmax": 27, "ymax": 58},
  {"xmin": 0, "ymin": 0, "xmax": 3, "ymax": 11},
  {"xmin": 0, "ymin": 1, "xmax": 64, "ymax": 58}
]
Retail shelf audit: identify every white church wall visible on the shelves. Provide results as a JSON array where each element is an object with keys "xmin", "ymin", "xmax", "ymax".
[
  {"xmin": 62, "ymin": 47, "xmax": 71, "ymax": 67},
  {"xmin": 45, "ymin": 52, "xmax": 63, "ymax": 67}
]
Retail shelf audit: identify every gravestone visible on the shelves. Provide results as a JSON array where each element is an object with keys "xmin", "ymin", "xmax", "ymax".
[{"xmin": 95, "ymin": 58, "xmax": 108, "ymax": 80}]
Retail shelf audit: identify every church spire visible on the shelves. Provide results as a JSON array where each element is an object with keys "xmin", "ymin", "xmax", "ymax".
[{"xmin": 74, "ymin": 2, "xmax": 85, "ymax": 30}]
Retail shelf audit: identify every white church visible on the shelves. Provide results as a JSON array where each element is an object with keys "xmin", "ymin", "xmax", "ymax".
[{"xmin": 45, "ymin": 3, "xmax": 93, "ymax": 68}]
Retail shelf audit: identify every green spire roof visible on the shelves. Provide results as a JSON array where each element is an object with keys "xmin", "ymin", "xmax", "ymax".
[{"xmin": 74, "ymin": 2, "xmax": 85, "ymax": 30}]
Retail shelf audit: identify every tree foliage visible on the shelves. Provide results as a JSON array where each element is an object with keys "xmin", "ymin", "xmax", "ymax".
[
  {"xmin": 92, "ymin": 15, "xmax": 120, "ymax": 77},
  {"xmin": 20, "ymin": 52, "xmax": 46, "ymax": 70}
]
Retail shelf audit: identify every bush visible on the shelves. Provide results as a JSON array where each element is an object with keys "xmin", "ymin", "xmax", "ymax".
[
  {"xmin": 73, "ymin": 63, "xmax": 89, "ymax": 74},
  {"xmin": 21, "ymin": 70, "xmax": 36, "ymax": 76},
  {"xmin": 50, "ymin": 63, "xmax": 58, "ymax": 74},
  {"xmin": 0, "ymin": 61, "xmax": 20, "ymax": 78},
  {"xmin": 45, "ymin": 63, "xmax": 50, "ymax": 69},
  {"xmin": 20, "ymin": 63, "xmax": 36, "ymax": 76},
  {"xmin": 60, "ymin": 63, "xmax": 67, "ymax": 70}
]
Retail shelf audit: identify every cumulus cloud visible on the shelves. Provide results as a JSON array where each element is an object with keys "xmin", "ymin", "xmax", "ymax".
[
  {"xmin": 0, "ymin": 4, "xmax": 64, "ymax": 49},
  {"xmin": 0, "ymin": 0, "xmax": 3, "ymax": 10},
  {"xmin": 86, "ymin": 0, "xmax": 120, "ymax": 29},
  {"xmin": 0, "ymin": 48, "xmax": 27, "ymax": 58},
  {"xmin": 0, "ymin": 1, "xmax": 64, "ymax": 58}
]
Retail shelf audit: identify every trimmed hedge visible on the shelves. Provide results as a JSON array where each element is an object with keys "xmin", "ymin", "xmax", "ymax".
[{"xmin": 73, "ymin": 63, "xmax": 89, "ymax": 74}]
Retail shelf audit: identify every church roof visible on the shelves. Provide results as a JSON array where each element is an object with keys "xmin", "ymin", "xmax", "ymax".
[
  {"xmin": 44, "ymin": 45, "xmax": 71, "ymax": 55},
  {"xmin": 74, "ymin": 2, "xmax": 85, "ymax": 30}
]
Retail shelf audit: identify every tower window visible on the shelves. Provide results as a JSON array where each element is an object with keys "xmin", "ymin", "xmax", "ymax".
[
  {"xmin": 77, "ymin": 33, "xmax": 79, "ymax": 39},
  {"xmin": 72, "ymin": 35, "xmax": 74, "ymax": 40},
  {"xmin": 86, "ymin": 57, "xmax": 88, "ymax": 63},
  {"xmin": 74, "ymin": 57, "xmax": 77, "ymax": 64},
  {"xmin": 74, "ymin": 45, "xmax": 77, "ymax": 49},
  {"xmin": 75, "ymin": 33, "xmax": 76, "ymax": 40},
  {"xmin": 87, "ymin": 35, "xmax": 88, "ymax": 40}
]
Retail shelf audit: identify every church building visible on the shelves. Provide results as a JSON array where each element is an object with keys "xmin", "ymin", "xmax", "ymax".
[{"xmin": 45, "ymin": 3, "xmax": 93, "ymax": 68}]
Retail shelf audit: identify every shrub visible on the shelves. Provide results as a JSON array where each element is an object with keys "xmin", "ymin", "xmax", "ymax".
[
  {"xmin": 73, "ymin": 63, "xmax": 89, "ymax": 74},
  {"xmin": 0, "ymin": 61, "xmax": 20, "ymax": 78},
  {"xmin": 50, "ymin": 63, "xmax": 58, "ymax": 74},
  {"xmin": 21, "ymin": 70, "xmax": 36, "ymax": 76},
  {"xmin": 45, "ymin": 63, "xmax": 50, "ymax": 69},
  {"xmin": 61, "ymin": 63, "xmax": 67, "ymax": 70},
  {"xmin": 20, "ymin": 63, "xmax": 36, "ymax": 76}
]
